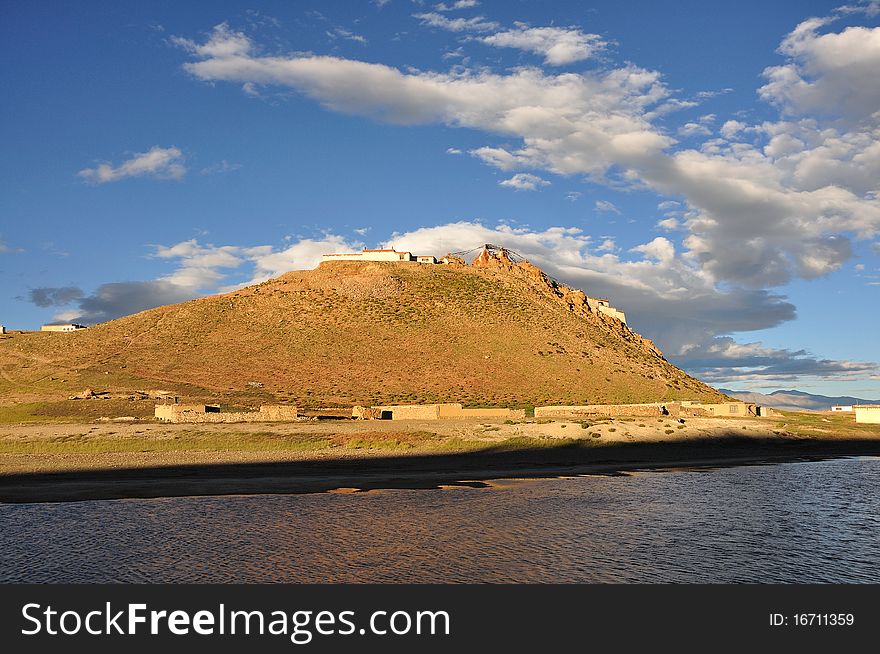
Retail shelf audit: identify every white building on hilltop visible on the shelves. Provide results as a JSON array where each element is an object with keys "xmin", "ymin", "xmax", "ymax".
[
  {"xmin": 586, "ymin": 297, "xmax": 627, "ymax": 324},
  {"xmin": 321, "ymin": 248, "xmax": 439, "ymax": 264},
  {"xmin": 41, "ymin": 323, "xmax": 87, "ymax": 333}
]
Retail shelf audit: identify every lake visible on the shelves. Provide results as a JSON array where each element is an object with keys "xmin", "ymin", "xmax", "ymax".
[{"xmin": 2, "ymin": 457, "xmax": 878, "ymax": 583}]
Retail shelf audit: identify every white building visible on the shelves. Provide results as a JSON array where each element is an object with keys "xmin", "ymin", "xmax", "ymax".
[
  {"xmin": 41, "ymin": 323, "xmax": 87, "ymax": 333},
  {"xmin": 586, "ymin": 297, "xmax": 627, "ymax": 324},
  {"xmin": 831, "ymin": 405, "xmax": 853, "ymax": 412},
  {"xmin": 321, "ymin": 248, "xmax": 441, "ymax": 264},
  {"xmin": 854, "ymin": 405, "xmax": 880, "ymax": 424},
  {"xmin": 322, "ymin": 248, "xmax": 414, "ymax": 263}
]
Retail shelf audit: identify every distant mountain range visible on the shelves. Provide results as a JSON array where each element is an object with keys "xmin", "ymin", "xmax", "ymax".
[{"xmin": 718, "ymin": 388, "xmax": 880, "ymax": 412}]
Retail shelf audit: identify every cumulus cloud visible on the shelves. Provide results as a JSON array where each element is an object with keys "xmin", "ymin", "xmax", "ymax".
[
  {"xmin": 178, "ymin": 24, "xmax": 672, "ymax": 178},
  {"xmin": 677, "ymin": 122, "xmax": 712, "ymax": 137},
  {"xmin": 656, "ymin": 217, "xmax": 680, "ymax": 231},
  {"xmin": 176, "ymin": 22, "xmax": 880, "ymax": 291},
  {"xmin": 759, "ymin": 16, "xmax": 880, "ymax": 122},
  {"xmin": 499, "ymin": 173, "xmax": 550, "ymax": 190},
  {"xmin": 78, "ymin": 146, "xmax": 186, "ymax": 183},
  {"xmin": 594, "ymin": 200, "xmax": 621, "ymax": 214},
  {"xmin": 481, "ymin": 24, "xmax": 608, "ymax": 65}
]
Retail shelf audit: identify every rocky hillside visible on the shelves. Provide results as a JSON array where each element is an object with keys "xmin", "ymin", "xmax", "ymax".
[{"xmin": 0, "ymin": 250, "xmax": 725, "ymax": 411}]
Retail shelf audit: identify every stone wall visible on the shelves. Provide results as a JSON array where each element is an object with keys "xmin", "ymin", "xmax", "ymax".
[
  {"xmin": 374, "ymin": 404, "xmax": 443, "ymax": 420},
  {"xmin": 368, "ymin": 403, "xmax": 525, "ymax": 421},
  {"xmin": 535, "ymin": 403, "xmax": 672, "ymax": 418},
  {"xmin": 437, "ymin": 404, "xmax": 526, "ymax": 419}
]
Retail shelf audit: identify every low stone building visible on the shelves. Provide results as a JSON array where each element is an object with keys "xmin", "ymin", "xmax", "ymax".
[
  {"xmin": 831, "ymin": 405, "xmax": 854, "ymax": 412},
  {"xmin": 854, "ymin": 405, "xmax": 880, "ymax": 424},
  {"xmin": 680, "ymin": 401, "xmax": 757, "ymax": 417},
  {"xmin": 155, "ymin": 403, "xmax": 299, "ymax": 423},
  {"xmin": 321, "ymin": 248, "xmax": 415, "ymax": 263}
]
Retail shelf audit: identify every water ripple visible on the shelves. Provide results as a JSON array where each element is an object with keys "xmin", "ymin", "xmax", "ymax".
[{"xmin": 2, "ymin": 457, "xmax": 879, "ymax": 583}]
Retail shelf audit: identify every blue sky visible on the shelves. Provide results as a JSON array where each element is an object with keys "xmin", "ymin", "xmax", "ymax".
[{"xmin": 2, "ymin": 0, "xmax": 880, "ymax": 396}]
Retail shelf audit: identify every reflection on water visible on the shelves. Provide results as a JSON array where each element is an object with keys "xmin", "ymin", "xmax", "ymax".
[{"xmin": 2, "ymin": 457, "xmax": 879, "ymax": 583}]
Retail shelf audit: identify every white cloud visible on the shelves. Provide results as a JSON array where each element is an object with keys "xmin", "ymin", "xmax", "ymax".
[
  {"xmin": 176, "ymin": 20, "xmax": 880, "ymax": 311},
  {"xmin": 656, "ymin": 217, "xmax": 680, "ymax": 231},
  {"xmin": 481, "ymin": 24, "xmax": 608, "ymax": 65},
  {"xmin": 329, "ymin": 27, "xmax": 368, "ymax": 45},
  {"xmin": 565, "ymin": 191, "xmax": 582, "ymax": 202},
  {"xmin": 78, "ymin": 146, "xmax": 186, "ymax": 183},
  {"xmin": 836, "ymin": 1, "xmax": 880, "ymax": 17},
  {"xmin": 759, "ymin": 16, "xmax": 880, "ymax": 122},
  {"xmin": 413, "ymin": 12, "xmax": 498, "ymax": 32},
  {"xmin": 677, "ymin": 122, "xmax": 712, "ymax": 137},
  {"xmin": 594, "ymin": 199, "xmax": 621, "ymax": 214},
  {"xmin": 171, "ymin": 23, "xmax": 252, "ymax": 59},
  {"xmin": 435, "ymin": 0, "xmax": 479, "ymax": 10},
  {"xmin": 632, "ymin": 236, "xmax": 676, "ymax": 263},
  {"xmin": 200, "ymin": 160, "xmax": 242, "ymax": 175},
  {"xmin": 446, "ymin": 147, "xmax": 463, "ymax": 154},
  {"xmin": 657, "ymin": 200, "xmax": 681, "ymax": 211},
  {"xmin": 719, "ymin": 119, "xmax": 746, "ymax": 140},
  {"xmin": 499, "ymin": 173, "xmax": 550, "ymax": 191}
]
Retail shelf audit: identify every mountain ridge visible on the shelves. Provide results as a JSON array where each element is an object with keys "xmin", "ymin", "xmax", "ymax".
[{"xmin": 718, "ymin": 388, "xmax": 880, "ymax": 412}]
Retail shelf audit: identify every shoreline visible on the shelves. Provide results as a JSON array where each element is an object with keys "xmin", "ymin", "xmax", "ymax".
[{"xmin": 3, "ymin": 435, "xmax": 880, "ymax": 503}]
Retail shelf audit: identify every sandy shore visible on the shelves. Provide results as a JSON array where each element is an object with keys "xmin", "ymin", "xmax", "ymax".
[{"xmin": 2, "ymin": 415, "xmax": 879, "ymax": 503}]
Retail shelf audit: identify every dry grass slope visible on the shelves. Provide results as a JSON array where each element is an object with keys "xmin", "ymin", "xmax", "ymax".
[{"xmin": 0, "ymin": 257, "xmax": 725, "ymax": 412}]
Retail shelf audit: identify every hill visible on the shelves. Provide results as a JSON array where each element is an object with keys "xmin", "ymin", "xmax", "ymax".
[
  {"xmin": 719, "ymin": 388, "xmax": 880, "ymax": 412},
  {"xmin": 0, "ymin": 249, "xmax": 725, "ymax": 415}
]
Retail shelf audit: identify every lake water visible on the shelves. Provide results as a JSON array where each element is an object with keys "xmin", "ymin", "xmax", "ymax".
[{"xmin": 2, "ymin": 457, "xmax": 879, "ymax": 583}]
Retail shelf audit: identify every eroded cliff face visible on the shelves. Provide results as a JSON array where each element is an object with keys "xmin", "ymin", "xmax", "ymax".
[{"xmin": 470, "ymin": 248, "xmax": 664, "ymax": 359}]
